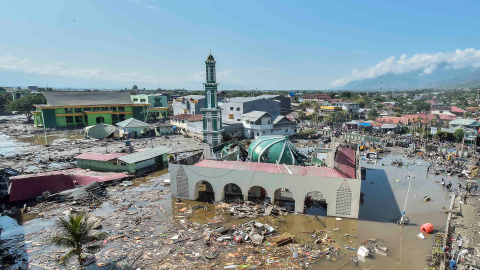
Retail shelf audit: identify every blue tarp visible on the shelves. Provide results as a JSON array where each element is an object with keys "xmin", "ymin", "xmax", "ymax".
[
  {"xmin": 359, "ymin": 123, "xmax": 371, "ymax": 126},
  {"xmin": 447, "ymin": 149, "xmax": 456, "ymax": 152}
]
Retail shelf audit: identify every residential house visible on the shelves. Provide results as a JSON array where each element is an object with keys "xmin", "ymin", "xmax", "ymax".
[
  {"xmin": 172, "ymin": 95, "xmax": 205, "ymax": 115},
  {"xmin": 33, "ymin": 91, "xmax": 149, "ymax": 128},
  {"xmin": 242, "ymin": 111, "xmax": 297, "ymax": 139},
  {"xmin": 375, "ymin": 116, "xmax": 410, "ymax": 125},
  {"xmin": 299, "ymin": 94, "xmax": 331, "ymax": 102},
  {"xmin": 116, "ymin": 118, "xmax": 150, "ymax": 138},
  {"xmin": 431, "ymin": 106, "xmax": 456, "ymax": 117},
  {"xmin": 75, "ymin": 146, "xmax": 171, "ymax": 174},
  {"xmin": 171, "ymin": 114, "xmax": 203, "ymax": 129},
  {"xmin": 450, "ymin": 106, "xmax": 465, "ymax": 116},
  {"xmin": 333, "ymin": 102, "xmax": 360, "ymax": 113},
  {"xmin": 449, "ymin": 118, "xmax": 480, "ymax": 129},
  {"xmin": 153, "ymin": 123, "xmax": 174, "ymax": 136},
  {"xmin": 380, "ymin": 124, "xmax": 402, "ymax": 134}
]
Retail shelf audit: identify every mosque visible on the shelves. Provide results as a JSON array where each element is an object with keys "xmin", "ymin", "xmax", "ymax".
[{"xmin": 169, "ymin": 53, "xmax": 361, "ymax": 219}]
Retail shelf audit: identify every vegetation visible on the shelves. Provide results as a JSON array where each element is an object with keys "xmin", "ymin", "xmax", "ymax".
[
  {"xmin": 6, "ymin": 94, "xmax": 46, "ymax": 122},
  {"xmin": 51, "ymin": 214, "xmax": 108, "ymax": 267},
  {"xmin": 454, "ymin": 128, "xmax": 465, "ymax": 141},
  {"xmin": 0, "ymin": 92, "xmax": 13, "ymax": 113},
  {"xmin": 367, "ymin": 108, "xmax": 379, "ymax": 120}
]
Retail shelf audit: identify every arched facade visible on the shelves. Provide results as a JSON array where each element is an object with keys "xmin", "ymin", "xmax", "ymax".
[{"xmin": 170, "ymin": 163, "xmax": 361, "ymax": 219}]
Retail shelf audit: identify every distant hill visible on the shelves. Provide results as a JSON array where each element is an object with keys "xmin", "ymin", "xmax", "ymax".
[{"xmin": 335, "ymin": 64, "xmax": 480, "ymax": 90}]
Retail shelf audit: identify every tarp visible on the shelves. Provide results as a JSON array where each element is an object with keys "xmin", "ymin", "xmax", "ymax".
[
  {"xmin": 447, "ymin": 149, "xmax": 456, "ymax": 152},
  {"xmin": 359, "ymin": 123, "xmax": 371, "ymax": 126},
  {"xmin": 85, "ymin": 123, "xmax": 116, "ymax": 139}
]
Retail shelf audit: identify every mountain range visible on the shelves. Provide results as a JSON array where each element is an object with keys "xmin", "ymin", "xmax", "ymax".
[{"xmin": 335, "ymin": 63, "xmax": 480, "ymax": 91}]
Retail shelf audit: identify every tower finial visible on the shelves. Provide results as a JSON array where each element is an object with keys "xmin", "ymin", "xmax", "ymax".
[{"xmin": 209, "ymin": 49, "xmax": 211, "ymax": 54}]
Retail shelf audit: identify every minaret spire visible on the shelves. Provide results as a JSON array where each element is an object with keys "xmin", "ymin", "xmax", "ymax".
[{"xmin": 201, "ymin": 52, "xmax": 223, "ymax": 147}]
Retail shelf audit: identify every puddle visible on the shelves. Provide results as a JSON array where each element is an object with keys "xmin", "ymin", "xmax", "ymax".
[
  {"xmin": 0, "ymin": 134, "xmax": 29, "ymax": 157},
  {"xmin": 0, "ymin": 215, "xmax": 55, "ymax": 240},
  {"xmin": 16, "ymin": 130, "xmax": 86, "ymax": 146}
]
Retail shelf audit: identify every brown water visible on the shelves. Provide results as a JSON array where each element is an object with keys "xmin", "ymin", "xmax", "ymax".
[
  {"xmin": 174, "ymin": 155, "xmax": 467, "ymax": 269},
  {"xmin": 16, "ymin": 130, "xmax": 86, "ymax": 146}
]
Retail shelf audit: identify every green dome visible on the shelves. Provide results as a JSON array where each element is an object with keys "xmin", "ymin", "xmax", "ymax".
[
  {"xmin": 247, "ymin": 136, "xmax": 307, "ymax": 165},
  {"xmin": 206, "ymin": 54, "xmax": 215, "ymax": 61}
]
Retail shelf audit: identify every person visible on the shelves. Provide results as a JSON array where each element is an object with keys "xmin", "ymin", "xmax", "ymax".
[
  {"xmin": 463, "ymin": 193, "xmax": 468, "ymax": 204},
  {"xmin": 458, "ymin": 183, "xmax": 462, "ymax": 190},
  {"xmin": 441, "ymin": 179, "xmax": 445, "ymax": 188}
]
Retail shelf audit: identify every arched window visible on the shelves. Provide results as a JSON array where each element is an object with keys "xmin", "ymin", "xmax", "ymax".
[{"xmin": 335, "ymin": 180, "xmax": 352, "ymax": 216}]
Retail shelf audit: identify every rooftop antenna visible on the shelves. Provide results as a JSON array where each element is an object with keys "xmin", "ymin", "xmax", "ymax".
[{"xmin": 380, "ymin": 76, "xmax": 383, "ymax": 93}]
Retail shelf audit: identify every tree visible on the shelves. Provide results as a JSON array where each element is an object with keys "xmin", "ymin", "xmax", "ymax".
[
  {"xmin": 367, "ymin": 108, "xmax": 379, "ymax": 120},
  {"xmin": 463, "ymin": 111, "xmax": 471, "ymax": 119},
  {"xmin": 0, "ymin": 92, "xmax": 12, "ymax": 113},
  {"xmin": 51, "ymin": 214, "xmax": 108, "ymax": 267},
  {"xmin": 132, "ymin": 84, "xmax": 138, "ymax": 90},
  {"xmin": 436, "ymin": 130, "xmax": 447, "ymax": 141},
  {"xmin": 6, "ymin": 94, "xmax": 46, "ymax": 122},
  {"xmin": 454, "ymin": 128, "xmax": 465, "ymax": 142}
]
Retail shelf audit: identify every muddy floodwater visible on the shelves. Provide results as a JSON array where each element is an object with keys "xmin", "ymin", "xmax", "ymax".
[
  {"xmin": 175, "ymin": 154, "xmax": 469, "ymax": 269},
  {"xmin": 0, "ymin": 154, "xmax": 474, "ymax": 269}
]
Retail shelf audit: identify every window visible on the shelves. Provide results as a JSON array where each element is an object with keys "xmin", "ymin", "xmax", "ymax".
[
  {"xmin": 118, "ymin": 107, "xmax": 125, "ymax": 112},
  {"xmin": 257, "ymin": 132, "xmax": 259, "ymax": 136},
  {"xmin": 267, "ymin": 120, "xmax": 270, "ymax": 124},
  {"xmin": 84, "ymin": 107, "xmax": 91, "ymax": 111},
  {"xmin": 140, "ymin": 99, "xmax": 146, "ymax": 102},
  {"xmin": 65, "ymin": 108, "xmax": 73, "ymax": 113},
  {"xmin": 285, "ymin": 129, "xmax": 288, "ymax": 132},
  {"xmin": 236, "ymin": 119, "xmax": 240, "ymax": 122},
  {"xmin": 230, "ymin": 107, "xmax": 234, "ymax": 111},
  {"xmin": 74, "ymin": 108, "xmax": 82, "ymax": 113},
  {"xmin": 236, "ymin": 107, "xmax": 240, "ymax": 111},
  {"xmin": 121, "ymin": 163, "xmax": 126, "ymax": 166},
  {"xmin": 133, "ymin": 99, "xmax": 138, "ymax": 102},
  {"xmin": 102, "ymin": 107, "xmax": 108, "ymax": 111},
  {"xmin": 229, "ymin": 114, "xmax": 234, "ymax": 119},
  {"xmin": 263, "ymin": 131, "xmax": 266, "ymax": 134},
  {"xmin": 66, "ymin": 116, "xmax": 73, "ymax": 123}
]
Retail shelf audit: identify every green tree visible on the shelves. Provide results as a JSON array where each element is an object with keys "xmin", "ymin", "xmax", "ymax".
[
  {"xmin": 297, "ymin": 110, "xmax": 306, "ymax": 120},
  {"xmin": 453, "ymin": 129, "xmax": 465, "ymax": 142},
  {"xmin": 0, "ymin": 92, "xmax": 13, "ymax": 113},
  {"xmin": 463, "ymin": 111, "xmax": 471, "ymax": 119},
  {"xmin": 436, "ymin": 130, "xmax": 447, "ymax": 141},
  {"xmin": 51, "ymin": 214, "xmax": 108, "ymax": 267},
  {"xmin": 132, "ymin": 84, "xmax": 138, "ymax": 90},
  {"xmin": 6, "ymin": 94, "xmax": 46, "ymax": 122},
  {"xmin": 367, "ymin": 108, "xmax": 379, "ymax": 120}
]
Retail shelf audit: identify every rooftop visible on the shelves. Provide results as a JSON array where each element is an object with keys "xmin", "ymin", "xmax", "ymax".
[
  {"xmin": 75, "ymin": 152, "xmax": 126, "ymax": 161},
  {"xmin": 172, "ymin": 114, "xmax": 203, "ymax": 121},
  {"xmin": 118, "ymin": 146, "xmax": 171, "ymax": 164},
  {"xmin": 116, "ymin": 118, "xmax": 150, "ymax": 128},
  {"xmin": 243, "ymin": 111, "xmax": 271, "ymax": 121},
  {"xmin": 42, "ymin": 91, "xmax": 133, "ymax": 107},
  {"xmin": 194, "ymin": 160, "xmax": 349, "ymax": 178}
]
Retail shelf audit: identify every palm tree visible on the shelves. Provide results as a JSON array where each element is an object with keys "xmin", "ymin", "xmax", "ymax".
[{"xmin": 51, "ymin": 214, "xmax": 108, "ymax": 267}]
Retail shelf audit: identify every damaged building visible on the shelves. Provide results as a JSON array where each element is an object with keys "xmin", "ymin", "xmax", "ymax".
[{"xmin": 170, "ymin": 136, "xmax": 361, "ymax": 219}]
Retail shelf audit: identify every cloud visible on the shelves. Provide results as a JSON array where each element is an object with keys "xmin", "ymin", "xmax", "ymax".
[
  {"xmin": 128, "ymin": 0, "xmax": 159, "ymax": 10},
  {"xmin": 332, "ymin": 48, "xmax": 480, "ymax": 87},
  {"xmin": 0, "ymin": 54, "xmax": 159, "ymax": 83}
]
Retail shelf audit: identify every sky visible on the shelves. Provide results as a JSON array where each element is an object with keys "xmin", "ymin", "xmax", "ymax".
[{"xmin": 0, "ymin": 0, "xmax": 480, "ymax": 90}]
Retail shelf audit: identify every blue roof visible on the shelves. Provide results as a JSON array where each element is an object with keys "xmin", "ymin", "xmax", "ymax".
[{"xmin": 359, "ymin": 123, "xmax": 371, "ymax": 126}]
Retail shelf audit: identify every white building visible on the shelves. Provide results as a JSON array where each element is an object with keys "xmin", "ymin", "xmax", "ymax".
[{"xmin": 243, "ymin": 111, "xmax": 297, "ymax": 139}]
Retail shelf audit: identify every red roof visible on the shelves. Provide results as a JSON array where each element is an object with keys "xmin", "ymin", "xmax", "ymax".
[
  {"xmin": 9, "ymin": 169, "xmax": 128, "ymax": 202},
  {"xmin": 450, "ymin": 106, "xmax": 464, "ymax": 113},
  {"xmin": 404, "ymin": 113, "xmax": 436, "ymax": 122},
  {"xmin": 426, "ymin": 100, "xmax": 437, "ymax": 105},
  {"xmin": 172, "ymin": 114, "xmax": 203, "ymax": 121},
  {"xmin": 194, "ymin": 160, "xmax": 349, "ymax": 178},
  {"xmin": 439, "ymin": 114, "xmax": 457, "ymax": 121},
  {"xmin": 75, "ymin": 152, "xmax": 126, "ymax": 161}
]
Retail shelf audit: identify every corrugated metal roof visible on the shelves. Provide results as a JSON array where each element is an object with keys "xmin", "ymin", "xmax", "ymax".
[
  {"xmin": 43, "ymin": 91, "xmax": 133, "ymax": 106},
  {"xmin": 116, "ymin": 118, "xmax": 150, "ymax": 128},
  {"xmin": 243, "ymin": 111, "xmax": 271, "ymax": 121},
  {"xmin": 75, "ymin": 152, "xmax": 126, "ymax": 161},
  {"xmin": 118, "ymin": 146, "xmax": 171, "ymax": 163},
  {"xmin": 449, "ymin": 118, "xmax": 479, "ymax": 126},
  {"xmin": 85, "ymin": 123, "xmax": 116, "ymax": 139},
  {"xmin": 194, "ymin": 160, "xmax": 349, "ymax": 178}
]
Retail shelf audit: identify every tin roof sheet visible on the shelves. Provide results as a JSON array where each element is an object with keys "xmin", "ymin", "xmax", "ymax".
[{"xmin": 194, "ymin": 160, "xmax": 349, "ymax": 178}]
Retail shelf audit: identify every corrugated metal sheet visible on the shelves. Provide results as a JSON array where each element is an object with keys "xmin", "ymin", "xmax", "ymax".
[
  {"xmin": 194, "ymin": 160, "xmax": 349, "ymax": 178},
  {"xmin": 75, "ymin": 152, "xmax": 126, "ymax": 161},
  {"xmin": 8, "ymin": 169, "xmax": 128, "ymax": 202},
  {"xmin": 116, "ymin": 118, "xmax": 150, "ymax": 128},
  {"xmin": 85, "ymin": 123, "xmax": 116, "ymax": 139},
  {"xmin": 334, "ymin": 146, "xmax": 356, "ymax": 179},
  {"xmin": 118, "ymin": 146, "xmax": 171, "ymax": 164},
  {"xmin": 43, "ymin": 91, "xmax": 133, "ymax": 106}
]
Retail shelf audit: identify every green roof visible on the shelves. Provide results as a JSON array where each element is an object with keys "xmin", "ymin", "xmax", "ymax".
[{"xmin": 247, "ymin": 135, "xmax": 307, "ymax": 165}]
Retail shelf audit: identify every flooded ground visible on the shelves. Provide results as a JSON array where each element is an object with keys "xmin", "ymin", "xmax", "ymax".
[
  {"xmin": 15, "ymin": 130, "xmax": 86, "ymax": 146},
  {"xmin": 0, "ymin": 152, "xmax": 474, "ymax": 269}
]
